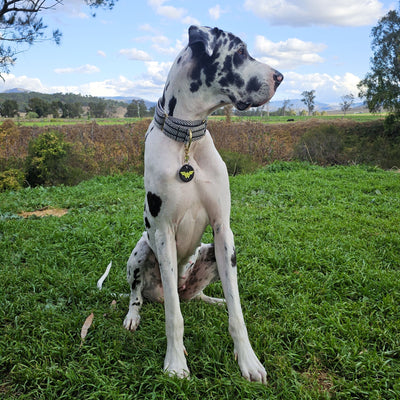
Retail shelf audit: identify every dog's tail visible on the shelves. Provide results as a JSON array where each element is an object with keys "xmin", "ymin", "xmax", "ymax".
[{"xmin": 97, "ymin": 261, "xmax": 112, "ymax": 290}]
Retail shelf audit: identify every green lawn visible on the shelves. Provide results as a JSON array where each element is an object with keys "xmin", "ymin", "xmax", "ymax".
[
  {"xmin": 4, "ymin": 112, "xmax": 385, "ymax": 127},
  {"xmin": 1, "ymin": 163, "xmax": 399, "ymax": 399}
]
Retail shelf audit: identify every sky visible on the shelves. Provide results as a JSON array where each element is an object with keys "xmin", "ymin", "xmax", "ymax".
[{"xmin": 0, "ymin": 0, "xmax": 398, "ymax": 105}]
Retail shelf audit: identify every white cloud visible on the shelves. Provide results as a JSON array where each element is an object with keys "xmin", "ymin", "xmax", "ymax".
[
  {"xmin": 0, "ymin": 74, "xmax": 49, "ymax": 93},
  {"xmin": 0, "ymin": 68, "xmax": 361, "ymax": 105},
  {"xmin": 182, "ymin": 15, "xmax": 201, "ymax": 25},
  {"xmin": 74, "ymin": 74, "xmax": 164, "ymax": 100},
  {"xmin": 144, "ymin": 61, "xmax": 173, "ymax": 84},
  {"xmin": 139, "ymin": 23, "xmax": 157, "ymax": 33},
  {"xmin": 148, "ymin": 0, "xmax": 185, "ymax": 18},
  {"xmin": 255, "ymin": 36, "xmax": 327, "ymax": 69},
  {"xmin": 54, "ymin": 64, "xmax": 100, "ymax": 74},
  {"xmin": 97, "ymin": 50, "xmax": 106, "ymax": 58},
  {"xmin": 277, "ymin": 71, "xmax": 361, "ymax": 103},
  {"xmin": 244, "ymin": 0, "xmax": 385, "ymax": 26},
  {"xmin": 209, "ymin": 5, "xmax": 226, "ymax": 20},
  {"xmin": 148, "ymin": 0, "xmax": 199, "ymax": 24},
  {"xmin": 151, "ymin": 35, "xmax": 170, "ymax": 47},
  {"xmin": 119, "ymin": 48, "xmax": 152, "ymax": 61},
  {"xmin": 152, "ymin": 37, "xmax": 184, "ymax": 56},
  {"xmin": 48, "ymin": 0, "xmax": 90, "ymax": 19}
]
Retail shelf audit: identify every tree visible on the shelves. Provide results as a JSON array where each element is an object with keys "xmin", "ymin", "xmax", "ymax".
[
  {"xmin": 60, "ymin": 102, "xmax": 82, "ymax": 118},
  {"xmin": 0, "ymin": 99, "xmax": 19, "ymax": 117},
  {"xmin": 358, "ymin": 3, "xmax": 400, "ymax": 120},
  {"xmin": 301, "ymin": 90, "xmax": 316, "ymax": 116},
  {"xmin": 26, "ymin": 97, "xmax": 50, "ymax": 118},
  {"xmin": 89, "ymin": 100, "xmax": 106, "ymax": 118},
  {"xmin": 0, "ymin": 1, "xmax": 117, "ymax": 75},
  {"xmin": 224, "ymin": 104, "xmax": 233, "ymax": 123},
  {"xmin": 340, "ymin": 94, "xmax": 355, "ymax": 115},
  {"xmin": 281, "ymin": 99, "xmax": 292, "ymax": 116},
  {"xmin": 125, "ymin": 99, "xmax": 147, "ymax": 118}
]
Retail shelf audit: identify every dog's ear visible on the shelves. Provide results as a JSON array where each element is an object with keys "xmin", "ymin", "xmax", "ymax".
[{"xmin": 188, "ymin": 25, "xmax": 213, "ymax": 57}]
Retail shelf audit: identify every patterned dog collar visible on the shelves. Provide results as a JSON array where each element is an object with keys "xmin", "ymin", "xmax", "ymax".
[{"xmin": 153, "ymin": 99, "xmax": 207, "ymax": 143}]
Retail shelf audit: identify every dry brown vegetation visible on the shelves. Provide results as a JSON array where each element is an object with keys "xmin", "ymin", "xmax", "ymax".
[{"xmin": 0, "ymin": 117, "xmax": 399, "ymax": 187}]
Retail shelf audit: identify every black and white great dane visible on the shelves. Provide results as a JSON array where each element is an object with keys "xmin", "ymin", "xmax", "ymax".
[{"xmin": 123, "ymin": 26, "xmax": 283, "ymax": 383}]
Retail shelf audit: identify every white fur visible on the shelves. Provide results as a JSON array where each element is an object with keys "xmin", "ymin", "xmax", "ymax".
[{"xmin": 123, "ymin": 26, "xmax": 283, "ymax": 384}]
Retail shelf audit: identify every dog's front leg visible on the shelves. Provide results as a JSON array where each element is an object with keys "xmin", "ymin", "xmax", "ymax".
[
  {"xmin": 214, "ymin": 223, "xmax": 267, "ymax": 384},
  {"xmin": 154, "ymin": 228, "xmax": 189, "ymax": 378}
]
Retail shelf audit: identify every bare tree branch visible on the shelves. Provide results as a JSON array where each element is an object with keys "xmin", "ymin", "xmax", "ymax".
[{"xmin": 0, "ymin": 0, "xmax": 116, "ymax": 74}]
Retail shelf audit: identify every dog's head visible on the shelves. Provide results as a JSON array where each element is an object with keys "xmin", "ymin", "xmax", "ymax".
[{"xmin": 187, "ymin": 26, "xmax": 283, "ymax": 111}]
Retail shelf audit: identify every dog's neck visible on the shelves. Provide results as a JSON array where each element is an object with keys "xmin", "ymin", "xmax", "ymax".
[{"xmin": 153, "ymin": 98, "xmax": 207, "ymax": 143}]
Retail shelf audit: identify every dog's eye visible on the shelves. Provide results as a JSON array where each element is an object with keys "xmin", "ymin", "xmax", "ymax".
[{"xmin": 236, "ymin": 47, "xmax": 247, "ymax": 58}]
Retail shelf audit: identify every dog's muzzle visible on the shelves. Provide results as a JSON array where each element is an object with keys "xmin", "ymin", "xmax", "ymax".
[{"xmin": 273, "ymin": 72, "xmax": 284, "ymax": 91}]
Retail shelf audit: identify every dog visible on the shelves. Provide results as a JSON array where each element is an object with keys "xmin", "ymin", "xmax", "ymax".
[{"xmin": 123, "ymin": 26, "xmax": 283, "ymax": 383}]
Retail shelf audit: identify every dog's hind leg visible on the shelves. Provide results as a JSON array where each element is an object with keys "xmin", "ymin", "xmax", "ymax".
[
  {"xmin": 178, "ymin": 243, "xmax": 225, "ymax": 305},
  {"xmin": 123, "ymin": 233, "xmax": 162, "ymax": 331}
]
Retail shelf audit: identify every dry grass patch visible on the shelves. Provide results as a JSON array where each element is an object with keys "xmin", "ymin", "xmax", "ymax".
[{"xmin": 19, "ymin": 206, "xmax": 68, "ymax": 218}]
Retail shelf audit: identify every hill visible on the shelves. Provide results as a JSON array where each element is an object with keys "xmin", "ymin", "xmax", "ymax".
[
  {"xmin": 0, "ymin": 88, "xmax": 365, "ymax": 115},
  {"xmin": 103, "ymin": 96, "xmax": 156, "ymax": 110},
  {"xmin": 267, "ymin": 99, "xmax": 366, "ymax": 113},
  {"xmin": 0, "ymin": 90, "xmax": 129, "ymax": 112}
]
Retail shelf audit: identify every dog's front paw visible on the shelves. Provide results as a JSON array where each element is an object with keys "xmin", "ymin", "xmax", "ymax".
[
  {"xmin": 235, "ymin": 348, "xmax": 267, "ymax": 385},
  {"xmin": 123, "ymin": 311, "xmax": 141, "ymax": 331},
  {"xmin": 164, "ymin": 350, "xmax": 190, "ymax": 379}
]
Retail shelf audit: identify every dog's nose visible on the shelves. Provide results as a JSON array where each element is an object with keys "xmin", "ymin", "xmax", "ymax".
[{"xmin": 273, "ymin": 72, "xmax": 284, "ymax": 90}]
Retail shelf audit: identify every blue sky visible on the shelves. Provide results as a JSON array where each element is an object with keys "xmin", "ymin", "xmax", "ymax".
[{"xmin": 0, "ymin": 0, "xmax": 397, "ymax": 104}]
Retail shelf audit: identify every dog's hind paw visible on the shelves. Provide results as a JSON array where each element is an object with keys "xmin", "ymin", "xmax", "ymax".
[
  {"xmin": 196, "ymin": 292, "xmax": 226, "ymax": 306},
  {"xmin": 123, "ymin": 312, "xmax": 141, "ymax": 331}
]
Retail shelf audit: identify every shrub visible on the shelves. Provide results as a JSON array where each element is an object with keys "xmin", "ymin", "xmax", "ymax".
[
  {"xmin": 0, "ymin": 168, "xmax": 25, "ymax": 191},
  {"xmin": 219, "ymin": 149, "xmax": 259, "ymax": 175},
  {"xmin": 384, "ymin": 113, "xmax": 400, "ymax": 138},
  {"xmin": 25, "ymin": 131, "xmax": 72, "ymax": 186},
  {"xmin": 294, "ymin": 125, "xmax": 345, "ymax": 165},
  {"xmin": 26, "ymin": 111, "xmax": 39, "ymax": 119}
]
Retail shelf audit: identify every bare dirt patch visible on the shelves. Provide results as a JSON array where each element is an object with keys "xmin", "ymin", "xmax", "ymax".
[
  {"xmin": 302, "ymin": 370, "xmax": 334, "ymax": 395},
  {"xmin": 19, "ymin": 207, "xmax": 68, "ymax": 218}
]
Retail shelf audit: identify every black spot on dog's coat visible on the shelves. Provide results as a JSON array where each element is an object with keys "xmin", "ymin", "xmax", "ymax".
[
  {"xmin": 219, "ymin": 55, "xmax": 244, "ymax": 88},
  {"xmin": 131, "ymin": 268, "xmax": 141, "ymax": 290},
  {"xmin": 231, "ymin": 248, "xmax": 237, "ymax": 268},
  {"xmin": 246, "ymin": 76, "xmax": 262, "ymax": 92},
  {"xmin": 147, "ymin": 192, "xmax": 162, "ymax": 217},
  {"xmin": 145, "ymin": 217, "xmax": 151, "ymax": 229},
  {"xmin": 204, "ymin": 244, "xmax": 216, "ymax": 263},
  {"xmin": 168, "ymin": 96, "xmax": 177, "ymax": 116},
  {"xmin": 190, "ymin": 81, "xmax": 201, "ymax": 93}
]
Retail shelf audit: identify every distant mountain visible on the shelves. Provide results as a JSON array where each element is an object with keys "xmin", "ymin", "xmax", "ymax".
[
  {"xmin": 3, "ymin": 88, "xmax": 30, "ymax": 94},
  {"xmin": 0, "ymin": 89, "xmax": 130, "ymax": 112},
  {"xmin": 1, "ymin": 89, "xmax": 157, "ymax": 110},
  {"xmin": 267, "ymin": 99, "xmax": 365, "ymax": 113},
  {"xmin": 103, "ymin": 96, "xmax": 156, "ymax": 109},
  {"xmin": 0, "ymin": 88, "xmax": 365, "ymax": 114},
  {"xmin": 267, "ymin": 99, "xmax": 331, "ymax": 112}
]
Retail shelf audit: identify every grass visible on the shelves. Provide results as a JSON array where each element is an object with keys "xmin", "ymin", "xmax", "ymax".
[
  {"xmin": 11, "ymin": 117, "xmax": 144, "ymax": 127},
  {"xmin": 1, "ymin": 162, "xmax": 400, "ymax": 399},
  {"xmin": 4, "ymin": 113, "xmax": 385, "ymax": 127}
]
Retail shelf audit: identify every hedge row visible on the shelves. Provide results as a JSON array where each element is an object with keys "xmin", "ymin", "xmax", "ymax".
[{"xmin": 0, "ymin": 118, "xmax": 399, "ymax": 190}]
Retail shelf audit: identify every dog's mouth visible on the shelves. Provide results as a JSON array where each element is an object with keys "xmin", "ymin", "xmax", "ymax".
[{"xmin": 235, "ymin": 101, "xmax": 252, "ymax": 111}]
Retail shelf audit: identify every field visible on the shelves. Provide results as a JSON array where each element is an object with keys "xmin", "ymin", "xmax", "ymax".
[
  {"xmin": 1, "ymin": 162, "xmax": 399, "ymax": 399},
  {"xmin": 7, "ymin": 113, "xmax": 386, "ymax": 127}
]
